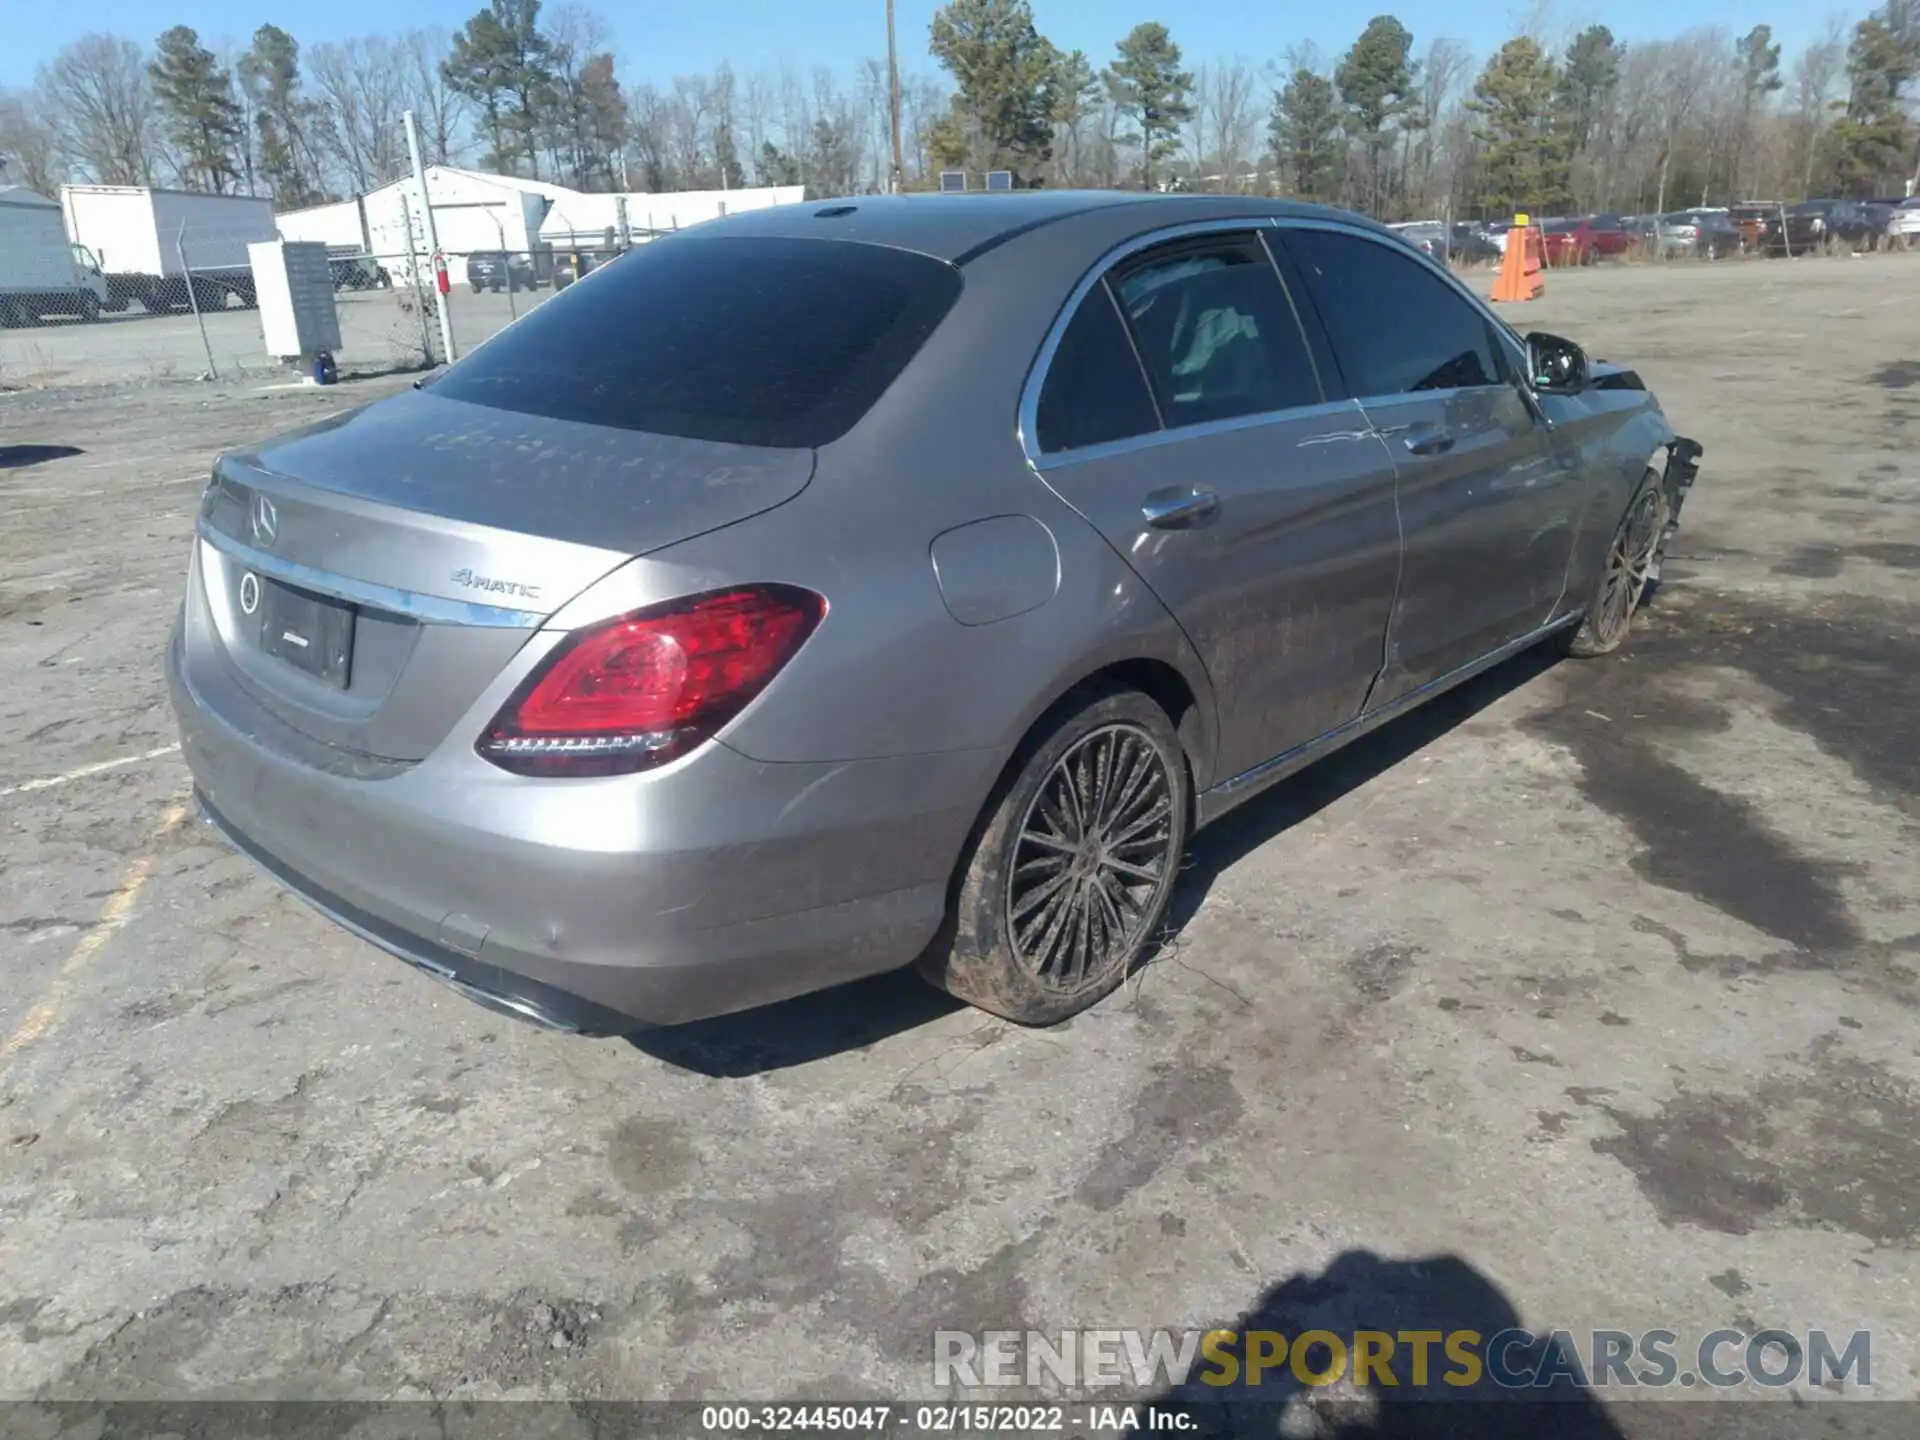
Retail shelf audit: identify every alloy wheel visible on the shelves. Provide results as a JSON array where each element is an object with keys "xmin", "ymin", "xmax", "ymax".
[
  {"xmin": 1593, "ymin": 487, "xmax": 1667, "ymax": 647},
  {"xmin": 1006, "ymin": 723, "xmax": 1177, "ymax": 990}
]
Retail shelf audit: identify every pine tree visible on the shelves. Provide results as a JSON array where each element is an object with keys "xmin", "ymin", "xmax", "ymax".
[
  {"xmin": 150, "ymin": 26, "xmax": 244, "ymax": 192},
  {"xmin": 239, "ymin": 25, "xmax": 321, "ymax": 207},
  {"xmin": 1827, "ymin": 5, "xmax": 1920, "ymax": 196},
  {"xmin": 1336, "ymin": 16, "xmax": 1419, "ymax": 214},
  {"xmin": 1105, "ymin": 22, "xmax": 1194, "ymax": 190},
  {"xmin": 444, "ymin": 0, "xmax": 556, "ymax": 178},
  {"xmin": 928, "ymin": 0, "xmax": 1059, "ymax": 181},
  {"xmin": 1268, "ymin": 69, "xmax": 1344, "ymax": 201},
  {"xmin": 1468, "ymin": 36, "xmax": 1569, "ymax": 219}
]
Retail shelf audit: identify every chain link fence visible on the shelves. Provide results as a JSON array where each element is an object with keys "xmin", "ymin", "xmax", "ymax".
[{"xmin": 0, "ymin": 214, "xmax": 640, "ymax": 391}]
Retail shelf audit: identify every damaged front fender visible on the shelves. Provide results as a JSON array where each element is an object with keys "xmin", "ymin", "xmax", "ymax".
[{"xmin": 1649, "ymin": 436, "xmax": 1705, "ymax": 589}]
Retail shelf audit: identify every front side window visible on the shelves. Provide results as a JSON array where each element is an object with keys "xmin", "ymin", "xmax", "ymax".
[
  {"xmin": 1106, "ymin": 233, "xmax": 1320, "ymax": 428},
  {"xmin": 1283, "ymin": 228, "xmax": 1504, "ymax": 399}
]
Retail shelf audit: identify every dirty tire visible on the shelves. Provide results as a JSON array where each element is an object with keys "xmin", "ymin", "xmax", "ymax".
[
  {"xmin": 77, "ymin": 291, "xmax": 101, "ymax": 323},
  {"xmin": 1563, "ymin": 469, "xmax": 1669, "ymax": 658},
  {"xmin": 917, "ymin": 687, "xmax": 1190, "ymax": 1025}
]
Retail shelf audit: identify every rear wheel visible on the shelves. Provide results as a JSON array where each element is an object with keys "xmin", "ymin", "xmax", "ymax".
[
  {"xmin": 918, "ymin": 688, "xmax": 1190, "ymax": 1024},
  {"xmin": 1562, "ymin": 471, "xmax": 1669, "ymax": 658}
]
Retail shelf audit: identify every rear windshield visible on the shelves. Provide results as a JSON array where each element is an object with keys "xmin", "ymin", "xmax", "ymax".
[{"xmin": 427, "ymin": 235, "xmax": 963, "ymax": 448}]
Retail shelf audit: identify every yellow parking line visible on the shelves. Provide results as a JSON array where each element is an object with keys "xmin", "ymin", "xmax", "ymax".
[{"xmin": 0, "ymin": 795, "xmax": 191, "ymax": 1075}]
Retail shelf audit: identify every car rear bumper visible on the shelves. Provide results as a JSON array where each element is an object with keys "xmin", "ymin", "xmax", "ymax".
[{"xmin": 168, "ymin": 616, "xmax": 991, "ymax": 1030}]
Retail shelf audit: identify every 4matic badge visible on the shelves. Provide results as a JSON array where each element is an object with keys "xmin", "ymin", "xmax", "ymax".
[{"xmin": 450, "ymin": 567, "xmax": 542, "ymax": 602}]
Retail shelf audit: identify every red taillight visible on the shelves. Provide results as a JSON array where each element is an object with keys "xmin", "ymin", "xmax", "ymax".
[{"xmin": 478, "ymin": 585, "xmax": 825, "ymax": 776}]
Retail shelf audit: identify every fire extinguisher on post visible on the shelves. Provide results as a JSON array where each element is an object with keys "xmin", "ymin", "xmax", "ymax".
[{"xmin": 432, "ymin": 250, "xmax": 450, "ymax": 296}]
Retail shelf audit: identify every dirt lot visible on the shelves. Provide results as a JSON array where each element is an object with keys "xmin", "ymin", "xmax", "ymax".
[{"xmin": 0, "ymin": 255, "xmax": 1917, "ymax": 1428}]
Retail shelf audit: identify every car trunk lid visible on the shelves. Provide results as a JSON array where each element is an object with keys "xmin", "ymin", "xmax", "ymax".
[{"xmin": 192, "ymin": 390, "xmax": 815, "ymax": 762}]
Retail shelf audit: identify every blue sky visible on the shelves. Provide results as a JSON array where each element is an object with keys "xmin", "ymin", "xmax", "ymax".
[{"xmin": 0, "ymin": 0, "xmax": 1850, "ymax": 91}]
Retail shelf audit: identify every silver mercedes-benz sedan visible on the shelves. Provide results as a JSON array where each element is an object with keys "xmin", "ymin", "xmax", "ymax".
[{"xmin": 169, "ymin": 192, "xmax": 1702, "ymax": 1034}]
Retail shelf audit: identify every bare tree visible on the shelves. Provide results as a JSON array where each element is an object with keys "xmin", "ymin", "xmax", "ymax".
[
  {"xmin": 310, "ymin": 37, "xmax": 408, "ymax": 194},
  {"xmin": 902, "ymin": 73, "xmax": 946, "ymax": 184},
  {"xmin": 625, "ymin": 83, "xmax": 672, "ymax": 191},
  {"xmin": 38, "ymin": 34, "xmax": 156, "ymax": 185},
  {"xmin": 400, "ymin": 28, "xmax": 468, "ymax": 167},
  {"xmin": 1635, "ymin": 32, "xmax": 1724, "ymax": 215},
  {"xmin": 1415, "ymin": 38, "xmax": 1469, "ymax": 213},
  {"xmin": 741, "ymin": 70, "xmax": 773, "ymax": 180},
  {"xmin": 1202, "ymin": 58, "xmax": 1258, "ymax": 191},
  {"xmin": 0, "ymin": 90, "xmax": 66, "ymax": 194},
  {"xmin": 1789, "ymin": 20, "xmax": 1846, "ymax": 197}
]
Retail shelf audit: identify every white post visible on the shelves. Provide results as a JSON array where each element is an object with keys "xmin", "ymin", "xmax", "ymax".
[{"xmin": 405, "ymin": 108, "xmax": 457, "ymax": 365}]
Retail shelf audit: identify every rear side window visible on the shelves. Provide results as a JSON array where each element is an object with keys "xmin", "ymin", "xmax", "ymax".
[
  {"xmin": 428, "ymin": 235, "xmax": 962, "ymax": 448},
  {"xmin": 1108, "ymin": 234, "xmax": 1320, "ymax": 427},
  {"xmin": 1035, "ymin": 284, "xmax": 1160, "ymax": 453},
  {"xmin": 1283, "ymin": 228, "xmax": 1503, "ymax": 398}
]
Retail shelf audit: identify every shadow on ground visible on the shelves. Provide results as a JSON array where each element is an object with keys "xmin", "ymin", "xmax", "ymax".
[
  {"xmin": 0, "ymin": 444, "xmax": 84, "ymax": 469},
  {"xmin": 1127, "ymin": 1249, "xmax": 1626, "ymax": 1439},
  {"xmin": 628, "ymin": 645, "xmax": 1560, "ymax": 1078}
]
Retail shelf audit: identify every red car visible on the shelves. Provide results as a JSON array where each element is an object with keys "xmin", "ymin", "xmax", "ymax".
[{"xmin": 1539, "ymin": 214, "xmax": 1634, "ymax": 266}]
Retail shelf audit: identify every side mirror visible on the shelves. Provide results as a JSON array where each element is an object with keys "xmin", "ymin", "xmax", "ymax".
[{"xmin": 1525, "ymin": 331, "xmax": 1590, "ymax": 396}]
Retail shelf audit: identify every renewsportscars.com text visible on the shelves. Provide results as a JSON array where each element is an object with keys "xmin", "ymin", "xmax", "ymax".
[{"xmin": 932, "ymin": 1327, "xmax": 1871, "ymax": 1392}]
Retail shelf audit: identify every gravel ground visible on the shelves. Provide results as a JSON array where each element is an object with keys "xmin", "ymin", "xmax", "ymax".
[{"xmin": 0, "ymin": 254, "xmax": 1916, "ymax": 1433}]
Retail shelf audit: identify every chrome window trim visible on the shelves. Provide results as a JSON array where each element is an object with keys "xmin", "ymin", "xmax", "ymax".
[
  {"xmin": 197, "ymin": 521, "xmax": 545, "ymax": 629},
  {"xmin": 1018, "ymin": 211, "xmax": 1539, "ymax": 470},
  {"xmin": 1035, "ymin": 397, "xmax": 1372, "ymax": 471}
]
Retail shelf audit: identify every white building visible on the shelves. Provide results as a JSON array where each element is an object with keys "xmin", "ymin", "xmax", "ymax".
[{"xmin": 274, "ymin": 167, "xmax": 804, "ymax": 287}]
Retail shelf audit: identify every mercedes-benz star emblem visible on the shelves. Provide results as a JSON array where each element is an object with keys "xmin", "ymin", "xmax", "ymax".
[
  {"xmin": 249, "ymin": 492, "xmax": 279, "ymax": 548},
  {"xmin": 239, "ymin": 571, "xmax": 261, "ymax": 615}
]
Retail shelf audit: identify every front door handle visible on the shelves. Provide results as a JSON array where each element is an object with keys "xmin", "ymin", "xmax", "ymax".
[
  {"xmin": 1141, "ymin": 485, "xmax": 1221, "ymax": 529},
  {"xmin": 1404, "ymin": 426, "xmax": 1455, "ymax": 457}
]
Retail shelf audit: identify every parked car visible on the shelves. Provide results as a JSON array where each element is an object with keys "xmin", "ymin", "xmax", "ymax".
[
  {"xmin": 468, "ymin": 251, "xmax": 538, "ymax": 293},
  {"xmin": 169, "ymin": 193, "xmax": 1703, "ymax": 1034},
  {"xmin": 1446, "ymin": 223, "xmax": 1504, "ymax": 263},
  {"xmin": 1887, "ymin": 197, "xmax": 1920, "ymax": 242},
  {"xmin": 1658, "ymin": 210, "xmax": 1743, "ymax": 258},
  {"xmin": 1729, "ymin": 202, "xmax": 1787, "ymax": 253},
  {"xmin": 551, "ymin": 248, "xmax": 621, "ymax": 290},
  {"xmin": 1539, "ymin": 218, "xmax": 1596, "ymax": 265},
  {"xmin": 1388, "ymin": 220, "xmax": 1449, "ymax": 258},
  {"xmin": 327, "ymin": 251, "xmax": 390, "ymax": 291},
  {"xmin": 1784, "ymin": 200, "xmax": 1879, "ymax": 252},
  {"xmin": 1581, "ymin": 214, "xmax": 1636, "ymax": 258}
]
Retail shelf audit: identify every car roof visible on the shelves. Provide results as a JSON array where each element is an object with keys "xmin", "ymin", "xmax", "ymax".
[{"xmin": 689, "ymin": 190, "xmax": 1390, "ymax": 265}]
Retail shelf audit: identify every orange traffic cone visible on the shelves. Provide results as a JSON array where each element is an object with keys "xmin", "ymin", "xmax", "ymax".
[{"xmin": 1490, "ymin": 213, "xmax": 1546, "ymax": 303}]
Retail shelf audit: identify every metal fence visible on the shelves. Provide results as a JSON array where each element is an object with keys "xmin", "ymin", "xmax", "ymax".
[
  {"xmin": 0, "ymin": 232, "xmax": 624, "ymax": 390},
  {"xmin": 1, "ymin": 203, "xmax": 1911, "ymax": 394}
]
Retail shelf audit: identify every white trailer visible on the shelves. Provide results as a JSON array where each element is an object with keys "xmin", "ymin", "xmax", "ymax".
[
  {"xmin": 60, "ymin": 185, "xmax": 276, "ymax": 313},
  {"xmin": 0, "ymin": 186, "xmax": 108, "ymax": 326}
]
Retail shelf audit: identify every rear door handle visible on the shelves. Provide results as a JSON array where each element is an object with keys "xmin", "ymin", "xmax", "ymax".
[
  {"xmin": 1404, "ymin": 426, "xmax": 1455, "ymax": 457},
  {"xmin": 1141, "ymin": 486, "xmax": 1222, "ymax": 529}
]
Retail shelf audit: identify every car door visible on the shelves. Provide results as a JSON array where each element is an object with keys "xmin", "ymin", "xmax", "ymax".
[
  {"xmin": 1278, "ymin": 224, "xmax": 1580, "ymax": 700},
  {"xmin": 1025, "ymin": 226, "xmax": 1402, "ymax": 782}
]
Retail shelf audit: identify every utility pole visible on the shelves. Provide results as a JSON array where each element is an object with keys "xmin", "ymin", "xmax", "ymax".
[
  {"xmin": 886, "ymin": 0, "xmax": 905, "ymax": 193},
  {"xmin": 404, "ymin": 108, "xmax": 457, "ymax": 366}
]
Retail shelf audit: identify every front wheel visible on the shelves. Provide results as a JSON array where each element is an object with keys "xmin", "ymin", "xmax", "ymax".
[
  {"xmin": 77, "ymin": 291, "xmax": 101, "ymax": 322},
  {"xmin": 1562, "ymin": 471, "xmax": 1669, "ymax": 658},
  {"xmin": 917, "ymin": 688, "xmax": 1190, "ymax": 1024}
]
